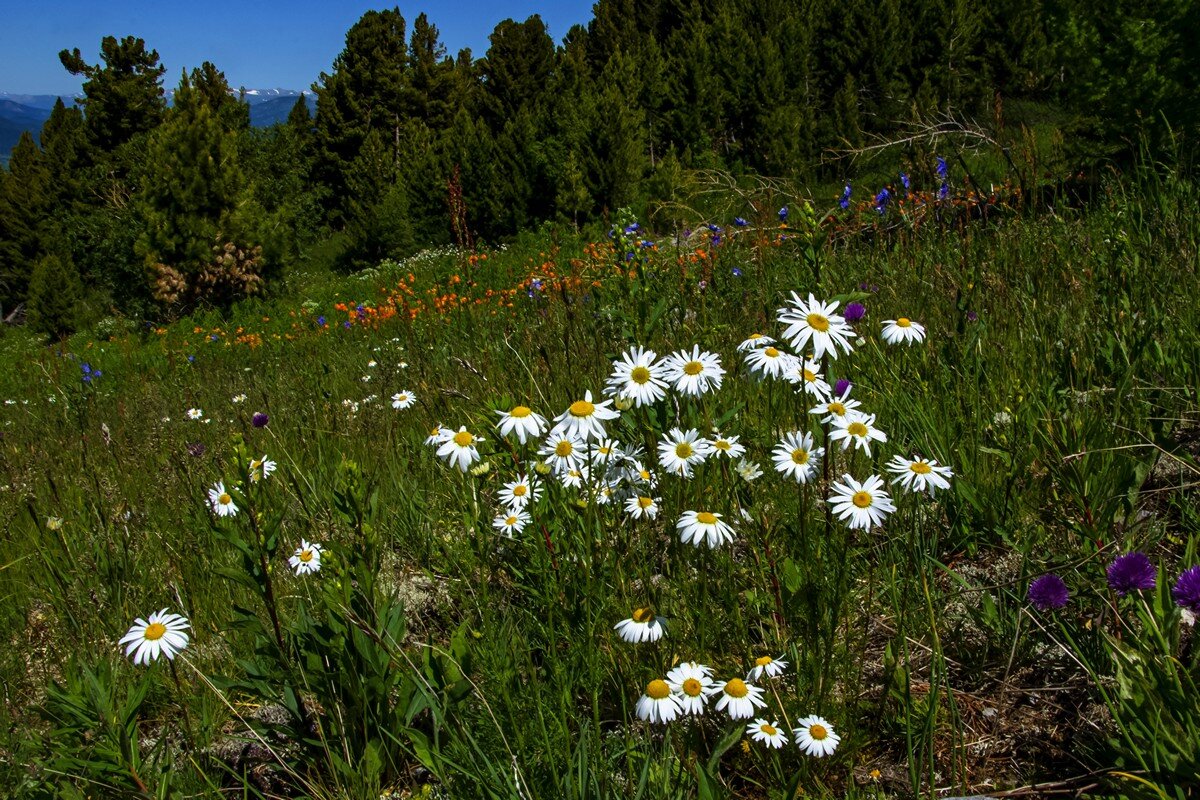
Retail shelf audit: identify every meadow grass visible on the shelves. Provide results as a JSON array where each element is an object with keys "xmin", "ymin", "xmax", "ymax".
[{"xmin": 0, "ymin": 170, "xmax": 1198, "ymax": 799}]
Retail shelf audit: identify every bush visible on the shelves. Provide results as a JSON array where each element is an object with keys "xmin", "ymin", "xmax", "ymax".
[{"xmin": 26, "ymin": 254, "xmax": 82, "ymax": 339}]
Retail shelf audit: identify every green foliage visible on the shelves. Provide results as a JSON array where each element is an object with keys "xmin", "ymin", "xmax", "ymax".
[
  {"xmin": 58, "ymin": 35, "xmax": 167, "ymax": 153},
  {"xmin": 26, "ymin": 254, "xmax": 82, "ymax": 339}
]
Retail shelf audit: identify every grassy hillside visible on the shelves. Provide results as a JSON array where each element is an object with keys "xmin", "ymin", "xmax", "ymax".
[{"xmin": 1, "ymin": 172, "xmax": 1198, "ymax": 799}]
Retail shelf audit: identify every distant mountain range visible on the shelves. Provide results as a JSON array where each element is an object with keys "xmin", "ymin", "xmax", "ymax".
[{"xmin": 0, "ymin": 89, "xmax": 316, "ymax": 165}]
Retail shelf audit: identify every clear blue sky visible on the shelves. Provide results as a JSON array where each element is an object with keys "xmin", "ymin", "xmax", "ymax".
[{"xmin": 0, "ymin": 1, "xmax": 597, "ymax": 95}]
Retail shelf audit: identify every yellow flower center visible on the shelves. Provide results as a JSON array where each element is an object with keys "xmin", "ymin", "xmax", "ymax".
[
  {"xmin": 637, "ymin": 496, "xmax": 654, "ymax": 509},
  {"xmin": 896, "ymin": 317, "xmax": 911, "ymax": 328},
  {"xmin": 218, "ymin": 493, "xmax": 232, "ymax": 505},
  {"xmin": 569, "ymin": 400, "xmax": 595, "ymax": 417},
  {"xmin": 555, "ymin": 440, "xmax": 574, "ymax": 457},
  {"xmin": 791, "ymin": 449, "xmax": 809, "ymax": 464},
  {"xmin": 755, "ymin": 655, "xmax": 774, "ymax": 667},
  {"xmin": 696, "ymin": 512, "xmax": 718, "ymax": 525},
  {"xmin": 639, "ymin": 469, "xmax": 651, "ymax": 481},
  {"xmin": 764, "ymin": 347, "xmax": 779, "ymax": 358},
  {"xmin": 630, "ymin": 366, "xmax": 651, "ymax": 384},
  {"xmin": 646, "ymin": 679, "xmax": 671, "ymax": 700},
  {"xmin": 513, "ymin": 484, "xmax": 528, "ymax": 497},
  {"xmin": 510, "ymin": 405, "xmax": 532, "ymax": 418},
  {"xmin": 299, "ymin": 549, "xmax": 314, "ymax": 562},
  {"xmin": 828, "ymin": 402, "xmax": 846, "ymax": 415},
  {"xmin": 430, "ymin": 426, "xmax": 443, "ymax": 437},
  {"xmin": 714, "ymin": 440, "xmax": 730, "ymax": 451},
  {"xmin": 682, "ymin": 677, "xmax": 703, "ymax": 697},
  {"xmin": 760, "ymin": 723, "xmax": 778, "ymax": 736},
  {"xmin": 505, "ymin": 516, "xmax": 517, "ymax": 526},
  {"xmin": 723, "ymin": 678, "xmax": 749, "ymax": 698},
  {"xmin": 683, "ymin": 360, "xmax": 704, "ymax": 376},
  {"xmin": 846, "ymin": 421, "xmax": 868, "ymax": 437},
  {"xmin": 748, "ymin": 333, "xmax": 763, "ymax": 341},
  {"xmin": 806, "ymin": 313, "xmax": 830, "ymax": 332},
  {"xmin": 910, "ymin": 461, "xmax": 932, "ymax": 474},
  {"xmin": 453, "ymin": 431, "xmax": 474, "ymax": 447},
  {"xmin": 809, "ymin": 724, "xmax": 828, "ymax": 740},
  {"xmin": 397, "ymin": 394, "xmax": 407, "ymax": 402},
  {"xmin": 852, "ymin": 491, "xmax": 873, "ymax": 508},
  {"xmin": 633, "ymin": 607, "xmax": 654, "ymax": 623},
  {"xmin": 803, "ymin": 369, "xmax": 817, "ymax": 383},
  {"xmin": 143, "ymin": 622, "xmax": 167, "ymax": 641},
  {"xmin": 675, "ymin": 442, "xmax": 693, "ymax": 459}
]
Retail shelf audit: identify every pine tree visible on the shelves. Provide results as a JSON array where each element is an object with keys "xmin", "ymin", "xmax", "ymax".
[
  {"xmin": 0, "ymin": 132, "xmax": 51, "ymax": 311},
  {"xmin": 59, "ymin": 36, "xmax": 167, "ymax": 152},
  {"xmin": 39, "ymin": 99, "xmax": 90, "ymax": 210},
  {"xmin": 26, "ymin": 253, "xmax": 82, "ymax": 339}
]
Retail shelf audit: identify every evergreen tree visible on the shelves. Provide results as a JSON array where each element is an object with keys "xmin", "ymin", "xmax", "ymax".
[
  {"xmin": 39, "ymin": 99, "xmax": 90, "ymax": 210},
  {"xmin": 0, "ymin": 133, "xmax": 50, "ymax": 311},
  {"xmin": 59, "ymin": 36, "xmax": 166, "ymax": 152},
  {"xmin": 26, "ymin": 253, "xmax": 82, "ymax": 339}
]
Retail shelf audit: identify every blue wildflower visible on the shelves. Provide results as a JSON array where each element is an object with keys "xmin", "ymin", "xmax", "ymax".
[
  {"xmin": 187, "ymin": 355, "xmax": 195, "ymax": 363},
  {"xmin": 210, "ymin": 334, "xmax": 219, "ymax": 342},
  {"xmin": 936, "ymin": 157, "xmax": 948, "ymax": 178},
  {"xmin": 623, "ymin": 222, "xmax": 640, "ymax": 234},
  {"xmin": 343, "ymin": 320, "xmax": 352, "ymax": 329},
  {"xmin": 900, "ymin": 172, "xmax": 910, "ymax": 191},
  {"xmin": 874, "ymin": 188, "xmax": 891, "ymax": 214},
  {"xmin": 316, "ymin": 315, "xmax": 326, "ymax": 327},
  {"xmin": 732, "ymin": 267, "xmax": 743, "ymax": 277},
  {"xmin": 938, "ymin": 181, "xmax": 949, "ymax": 201},
  {"xmin": 81, "ymin": 363, "xmax": 100, "ymax": 383},
  {"xmin": 734, "ymin": 217, "xmax": 748, "ymax": 227},
  {"xmin": 778, "ymin": 206, "xmax": 788, "ymax": 222},
  {"xmin": 839, "ymin": 183, "xmax": 851, "ymax": 210}
]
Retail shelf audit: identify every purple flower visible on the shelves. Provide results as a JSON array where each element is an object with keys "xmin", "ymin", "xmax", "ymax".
[
  {"xmin": 966, "ymin": 311, "xmax": 978, "ymax": 323},
  {"xmin": 316, "ymin": 315, "xmax": 326, "ymax": 326},
  {"xmin": 81, "ymin": 363, "xmax": 100, "ymax": 383},
  {"xmin": 938, "ymin": 181, "xmax": 949, "ymax": 201},
  {"xmin": 734, "ymin": 217, "xmax": 748, "ymax": 227},
  {"xmin": 839, "ymin": 183, "xmax": 851, "ymax": 210},
  {"xmin": 187, "ymin": 442, "xmax": 207, "ymax": 458},
  {"xmin": 1028, "ymin": 574, "xmax": 1069, "ymax": 611},
  {"xmin": 711, "ymin": 234, "xmax": 722, "ymax": 246},
  {"xmin": 1172, "ymin": 566, "xmax": 1200, "ymax": 613},
  {"xmin": 252, "ymin": 412, "xmax": 269, "ymax": 429},
  {"xmin": 834, "ymin": 378, "xmax": 852, "ymax": 396},
  {"xmin": 843, "ymin": 302, "xmax": 865, "ymax": 323},
  {"xmin": 731, "ymin": 267, "xmax": 743, "ymax": 277},
  {"xmin": 343, "ymin": 320, "xmax": 352, "ymax": 329},
  {"xmin": 936, "ymin": 156, "xmax": 948, "ymax": 178},
  {"xmin": 1107, "ymin": 553, "xmax": 1157, "ymax": 596},
  {"xmin": 187, "ymin": 355, "xmax": 195, "ymax": 363},
  {"xmin": 778, "ymin": 206, "xmax": 788, "ymax": 222},
  {"xmin": 874, "ymin": 188, "xmax": 891, "ymax": 214},
  {"xmin": 623, "ymin": 222, "xmax": 640, "ymax": 235},
  {"xmin": 900, "ymin": 172, "xmax": 910, "ymax": 191}
]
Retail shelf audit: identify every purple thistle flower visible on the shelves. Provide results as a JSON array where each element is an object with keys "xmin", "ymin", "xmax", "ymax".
[
  {"xmin": 252, "ymin": 412, "xmax": 269, "ymax": 429},
  {"xmin": 1172, "ymin": 566, "xmax": 1200, "ymax": 613},
  {"xmin": 834, "ymin": 378, "xmax": 852, "ymax": 396},
  {"xmin": 839, "ymin": 182, "xmax": 851, "ymax": 210},
  {"xmin": 1028, "ymin": 574, "xmax": 1069, "ymax": 611},
  {"xmin": 778, "ymin": 206, "xmax": 788, "ymax": 222},
  {"xmin": 843, "ymin": 302, "xmax": 866, "ymax": 323},
  {"xmin": 1107, "ymin": 552, "xmax": 1157, "ymax": 597}
]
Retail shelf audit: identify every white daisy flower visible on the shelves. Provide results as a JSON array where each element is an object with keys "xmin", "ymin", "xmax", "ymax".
[
  {"xmin": 636, "ymin": 679, "xmax": 682, "ymax": 724},
  {"xmin": 551, "ymin": 390, "xmax": 619, "ymax": 442},
  {"xmin": 288, "ymin": 540, "xmax": 323, "ymax": 575},
  {"xmin": 249, "ymin": 455, "xmax": 276, "ymax": 482},
  {"xmin": 495, "ymin": 405, "xmax": 548, "ymax": 444},
  {"xmin": 881, "ymin": 317, "xmax": 926, "ymax": 345},
  {"xmin": 793, "ymin": 715, "xmax": 841, "ymax": 757},
  {"xmin": 436, "ymin": 427, "xmax": 483, "ymax": 472},
  {"xmin": 709, "ymin": 434, "xmax": 746, "ymax": 459},
  {"xmin": 744, "ymin": 346, "xmax": 798, "ymax": 380},
  {"xmin": 119, "ymin": 609, "xmax": 190, "ymax": 665},
  {"xmin": 588, "ymin": 439, "xmax": 624, "ymax": 466},
  {"xmin": 624, "ymin": 460, "xmax": 658, "ymax": 488},
  {"xmin": 737, "ymin": 333, "xmax": 775, "ymax": 352},
  {"xmin": 231, "ymin": 393, "xmax": 247, "ymax": 404},
  {"xmin": 493, "ymin": 509, "xmax": 531, "ymax": 536},
  {"xmin": 666, "ymin": 662, "xmax": 713, "ymax": 715},
  {"xmin": 829, "ymin": 474, "xmax": 896, "ymax": 530},
  {"xmin": 624, "ymin": 495, "xmax": 660, "ymax": 519},
  {"xmin": 829, "ymin": 411, "xmax": 888, "ymax": 456},
  {"xmin": 786, "ymin": 359, "xmax": 832, "ymax": 401},
  {"xmin": 777, "ymin": 293, "xmax": 854, "ymax": 360},
  {"xmin": 605, "ymin": 346, "xmax": 669, "ymax": 407},
  {"xmin": 657, "ymin": 428, "xmax": 712, "ymax": 478},
  {"xmin": 559, "ymin": 467, "xmax": 587, "ymax": 489},
  {"xmin": 747, "ymin": 719, "xmax": 789, "ymax": 749},
  {"xmin": 886, "ymin": 455, "xmax": 953, "ymax": 494},
  {"xmin": 425, "ymin": 424, "xmax": 452, "ymax": 446},
  {"xmin": 391, "ymin": 390, "xmax": 416, "ymax": 410},
  {"xmin": 748, "ymin": 654, "xmax": 788, "ymax": 681},
  {"xmin": 186, "ymin": 408, "xmax": 204, "ymax": 420},
  {"xmin": 677, "ymin": 510, "xmax": 736, "ymax": 548},
  {"xmin": 367, "ymin": 360, "xmax": 377, "ymax": 368},
  {"xmin": 614, "ymin": 607, "xmax": 664, "ymax": 643},
  {"xmin": 810, "ymin": 388, "xmax": 861, "ymax": 425},
  {"xmin": 735, "ymin": 459, "xmax": 764, "ymax": 482},
  {"xmin": 663, "ymin": 345, "xmax": 725, "ymax": 396},
  {"xmin": 208, "ymin": 482, "xmax": 238, "ymax": 517},
  {"xmin": 539, "ymin": 431, "xmax": 585, "ymax": 475},
  {"xmin": 499, "ymin": 475, "xmax": 541, "ymax": 509},
  {"xmin": 708, "ymin": 677, "xmax": 767, "ymax": 720},
  {"xmin": 772, "ymin": 431, "xmax": 823, "ymax": 483}
]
